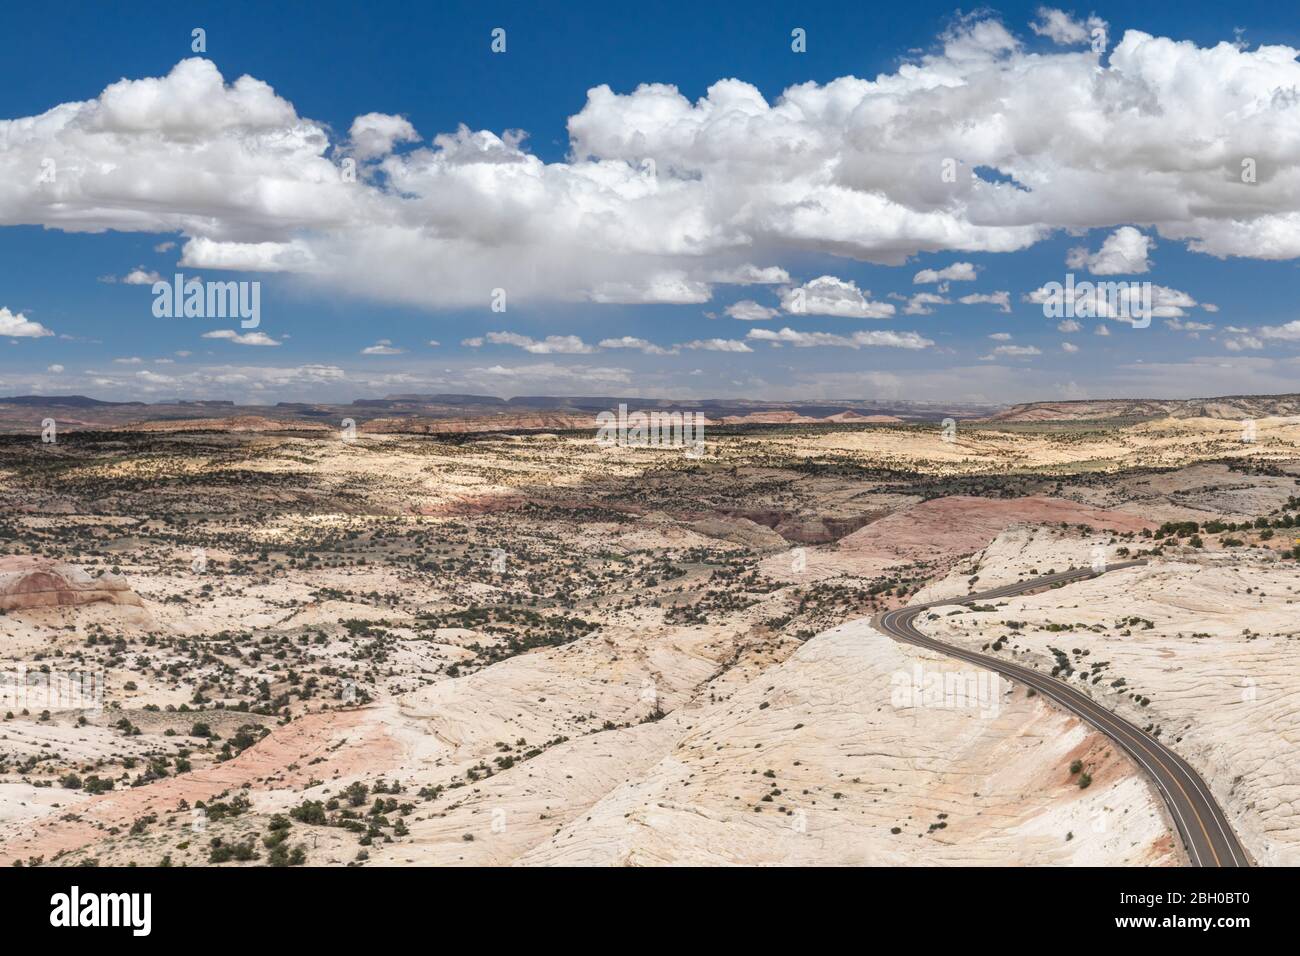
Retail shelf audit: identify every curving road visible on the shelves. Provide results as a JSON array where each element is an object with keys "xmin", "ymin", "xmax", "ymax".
[{"xmin": 872, "ymin": 562, "xmax": 1249, "ymax": 867}]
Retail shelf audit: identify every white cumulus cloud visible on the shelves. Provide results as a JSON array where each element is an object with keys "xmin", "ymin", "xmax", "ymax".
[
  {"xmin": 747, "ymin": 327, "xmax": 933, "ymax": 349},
  {"xmin": 1030, "ymin": 7, "xmax": 1107, "ymax": 47},
  {"xmin": 466, "ymin": 331, "xmax": 598, "ymax": 354},
  {"xmin": 914, "ymin": 262, "xmax": 978, "ymax": 284},
  {"xmin": 0, "ymin": 307, "xmax": 53, "ymax": 338},
  {"xmin": 2, "ymin": 21, "xmax": 1300, "ymax": 318},
  {"xmin": 958, "ymin": 291, "xmax": 1011, "ymax": 312},
  {"xmin": 683, "ymin": 338, "xmax": 752, "ymax": 353},
  {"xmin": 778, "ymin": 276, "xmax": 895, "ymax": 319},
  {"xmin": 598, "ymin": 336, "xmax": 678, "ymax": 356},
  {"xmin": 724, "ymin": 299, "xmax": 780, "ymax": 321},
  {"xmin": 201, "ymin": 329, "xmax": 281, "ymax": 346},
  {"xmin": 1066, "ymin": 227, "xmax": 1153, "ymax": 275}
]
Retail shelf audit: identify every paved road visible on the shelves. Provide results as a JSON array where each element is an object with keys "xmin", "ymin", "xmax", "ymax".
[{"xmin": 872, "ymin": 562, "xmax": 1249, "ymax": 867}]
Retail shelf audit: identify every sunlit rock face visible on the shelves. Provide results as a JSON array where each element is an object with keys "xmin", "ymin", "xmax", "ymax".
[{"xmin": 0, "ymin": 557, "xmax": 143, "ymax": 612}]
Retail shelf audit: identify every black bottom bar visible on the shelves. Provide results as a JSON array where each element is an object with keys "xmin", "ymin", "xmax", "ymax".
[{"xmin": 0, "ymin": 864, "xmax": 1276, "ymax": 940}]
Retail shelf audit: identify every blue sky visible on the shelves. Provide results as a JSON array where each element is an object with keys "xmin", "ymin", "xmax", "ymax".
[{"xmin": 2, "ymin": 1, "xmax": 1299, "ymax": 404}]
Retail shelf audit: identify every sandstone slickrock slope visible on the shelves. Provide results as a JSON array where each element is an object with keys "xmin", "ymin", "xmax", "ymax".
[
  {"xmin": 914, "ymin": 536, "xmax": 1300, "ymax": 865},
  {"xmin": 513, "ymin": 622, "xmax": 1179, "ymax": 866},
  {"xmin": 0, "ymin": 558, "xmax": 143, "ymax": 612},
  {"xmin": 764, "ymin": 495, "xmax": 1154, "ymax": 581}
]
